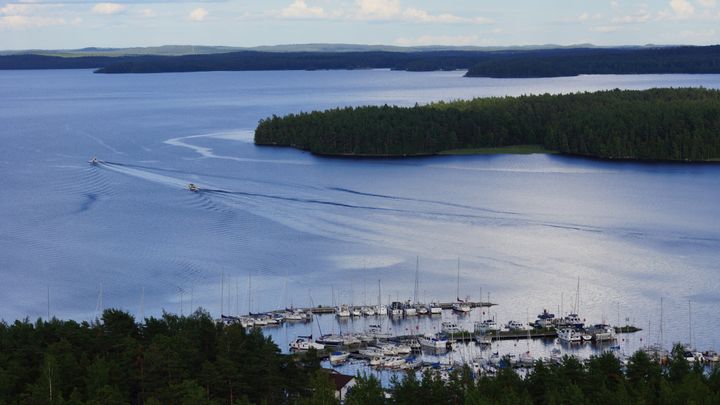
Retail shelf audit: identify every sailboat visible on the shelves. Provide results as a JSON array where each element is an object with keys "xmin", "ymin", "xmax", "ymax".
[
  {"xmin": 375, "ymin": 280, "xmax": 388, "ymax": 315},
  {"xmin": 452, "ymin": 258, "xmax": 471, "ymax": 313}
]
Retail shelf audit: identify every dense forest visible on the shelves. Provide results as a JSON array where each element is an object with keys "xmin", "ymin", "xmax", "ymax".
[
  {"xmin": 465, "ymin": 45, "xmax": 720, "ymax": 78},
  {"xmin": 1, "ymin": 309, "xmax": 719, "ymax": 404},
  {"xmin": 3, "ymin": 46, "xmax": 720, "ymax": 77},
  {"xmin": 254, "ymin": 88, "xmax": 720, "ymax": 161}
]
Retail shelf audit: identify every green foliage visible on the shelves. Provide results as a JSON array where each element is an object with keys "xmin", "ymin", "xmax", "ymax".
[
  {"xmin": 255, "ymin": 88, "xmax": 720, "ymax": 161},
  {"xmin": 1, "ymin": 310, "xmax": 719, "ymax": 404}
]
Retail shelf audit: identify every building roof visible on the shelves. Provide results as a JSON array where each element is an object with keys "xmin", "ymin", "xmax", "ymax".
[{"xmin": 327, "ymin": 371, "xmax": 355, "ymax": 390}]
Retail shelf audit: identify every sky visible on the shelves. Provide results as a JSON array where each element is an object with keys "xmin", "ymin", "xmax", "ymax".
[{"xmin": 0, "ymin": 0, "xmax": 719, "ymax": 50}]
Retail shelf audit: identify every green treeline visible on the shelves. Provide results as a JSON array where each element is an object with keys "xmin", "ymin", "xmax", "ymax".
[
  {"xmin": 254, "ymin": 88, "xmax": 720, "ymax": 161},
  {"xmin": 465, "ymin": 45, "xmax": 720, "ymax": 78},
  {"xmin": 1, "ymin": 311, "xmax": 720, "ymax": 404},
  {"xmin": 0, "ymin": 309, "xmax": 320, "ymax": 404}
]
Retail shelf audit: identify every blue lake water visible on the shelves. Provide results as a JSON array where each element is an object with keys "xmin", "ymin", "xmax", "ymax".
[{"xmin": 1, "ymin": 69, "xmax": 719, "ymax": 357}]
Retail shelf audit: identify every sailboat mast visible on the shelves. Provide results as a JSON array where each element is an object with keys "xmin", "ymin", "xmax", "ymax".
[
  {"xmin": 414, "ymin": 256, "xmax": 419, "ymax": 304},
  {"xmin": 378, "ymin": 279, "xmax": 381, "ymax": 308},
  {"xmin": 247, "ymin": 272, "xmax": 252, "ymax": 315},
  {"xmin": 456, "ymin": 258, "xmax": 460, "ymax": 301},
  {"xmin": 220, "ymin": 272, "xmax": 224, "ymax": 317}
]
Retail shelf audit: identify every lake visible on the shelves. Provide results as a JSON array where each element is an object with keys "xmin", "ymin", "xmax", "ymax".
[{"xmin": 1, "ymin": 69, "xmax": 719, "ymax": 357}]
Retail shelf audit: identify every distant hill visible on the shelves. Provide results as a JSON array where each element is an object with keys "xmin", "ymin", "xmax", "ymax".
[{"xmin": 2, "ymin": 44, "xmax": 719, "ymax": 78}]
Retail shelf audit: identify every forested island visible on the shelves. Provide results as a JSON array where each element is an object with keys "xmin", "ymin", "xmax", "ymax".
[
  {"xmin": 254, "ymin": 88, "xmax": 720, "ymax": 162},
  {"xmin": 3, "ymin": 45, "xmax": 720, "ymax": 78},
  {"xmin": 0, "ymin": 310, "xmax": 719, "ymax": 404}
]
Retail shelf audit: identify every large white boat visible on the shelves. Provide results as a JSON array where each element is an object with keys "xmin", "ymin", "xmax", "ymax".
[
  {"xmin": 534, "ymin": 309, "xmax": 556, "ymax": 328},
  {"xmin": 559, "ymin": 313, "xmax": 585, "ymax": 329},
  {"xmin": 557, "ymin": 328, "xmax": 583, "ymax": 343},
  {"xmin": 418, "ymin": 334, "xmax": 448, "ymax": 349},
  {"xmin": 289, "ymin": 336, "xmax": 324, "ymax": 351}
]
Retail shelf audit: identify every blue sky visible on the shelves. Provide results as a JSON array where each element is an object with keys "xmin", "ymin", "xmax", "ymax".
[{"xmin": 1, "ymin": 0, "xmax": 719, "ymax": 50}]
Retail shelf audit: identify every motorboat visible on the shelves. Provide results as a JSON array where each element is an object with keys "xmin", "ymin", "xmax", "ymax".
[
  {"xmin": 335, "ymin": 305, "xmax": 351, "ymax": 318},
  {"xmin": 452, "ymin": 299, "xmax": 471, "ymax": 313},
  {"xmin": 88, "ymin": 156, "xmax": 100, "ymax": 165},
  {"xmin": 289, "ymin": 336, "xmax": 324, "ymax": 351},
  {"xmin": 329, "ymin": 351, "xmax": 349, "ymax": 365},
  {"xmin": 416, "ymin": 305, "xmax": 429, "ymax": 315},
  {"xmin": 519, "ymin": 351, "xmax": 534, "ymax": 367},
  {"xmin": 586, "ymin": 324, "xmax": 616, "ymax": 341},
  {"xmin": 474, "ymin": 319, "xmax": 500, "ymax": 334},
  {"xmin": 376, "ymin": 304, "xmax": 388, "ymax": 316},
  {"xmin": 475, "ymin": 335, "xmax": 492, "ymax": 345},
  {"xmin": 382, "ymin": 356, "xmax": 406, "ymax": 369},
  {"xmin": 559, "ymin": 313, "xmax": 584, "ymax": 329},
  {"xmin": 441, "ymin": 321, "xmax": 462, "ymax": 334},
  {"xmin": 362, "ymin": 306, "xmax": 376, "ymax": 316},
  {"xmin": 534, "ymin": 309, "xmax": 556, "ymax": 328},
  {"xmin": 316, "ymin": 334, "xmax": 360, "ymax": 347},
  {"xmin": 403, "ymin": 301, "xmax": 417, "ymax": 316},
  {"xmin": 367, "ymin": 324, "xmax": 392, "ymax": 340},
  {"xmin": 557, "ymin": 328, "xmax": 582, "ymax": 343},
  {"xmin": 506, "ymin": 320, "xmax": 525, "ymax": 331},
  {"xmin": 390, "ymin": 302, "xmax": 404, "ymax": 317},
  {"xmin": 187, "ymin": 183, "xmax": 200, "ymax": 192},
  {"xmin": 418, "ymin": 334, "xmax": 448, "ymax": 349},
  {"xmin": 351, "ymin": 307, "xmax": 362, "ymax": 317},
  {"xmin": 429, "ymin": 302, "xmax": 443, "ymax": 314}
]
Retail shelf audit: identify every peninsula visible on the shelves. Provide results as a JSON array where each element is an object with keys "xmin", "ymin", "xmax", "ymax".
[{"xmin": 254, "ymin": 88, "xmax": 720, "ymax": 162}]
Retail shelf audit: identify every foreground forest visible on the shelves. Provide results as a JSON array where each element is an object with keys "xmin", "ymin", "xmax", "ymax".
[
  {"xmin": 1, "ymin": 309, "xmax": 719, "ymax": 404},
  {"xmin": 254, "ymin": 88, "xmax": 720, "ymax": 161}
]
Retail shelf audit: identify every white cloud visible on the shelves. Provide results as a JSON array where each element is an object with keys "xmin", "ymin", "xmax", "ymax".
[
  {"xmin": 0, "ymin": 15, "xmax": 66, "ymax": 30},
  {"xmin": 395, "ymin": 34, "xmax": 481, "ymax": 46},
  {"xmin": 612, "ymin": 13, "xmax": 651, "ymax": 23},
  {"xmin": 139, "ymin": 8, "xmax": 155, "ymax": 18},
  {"xmin": 92, "ymin": 3, "xmax": 126, "ymax": 15},
  {"xmin": 355, "ymin": 0, "xmax": 401, "ymax": 20},
  {"xmin": 698, "ymin": 0, "xmax": 717, "ymax": 8},
  {"xmin": 188, "ymin": 7, "xmax": 208, "ymax": 22},
  {"xmin": 280, "ymin": 0, "xmax": 326, "ymax": 18},
  {"xmin": 589, "ymin": 25, "xmax": 621, "ymax": 32},
  {"xmin": 669, "ymin": 0, "xmax": 694, "ymax": 16}
]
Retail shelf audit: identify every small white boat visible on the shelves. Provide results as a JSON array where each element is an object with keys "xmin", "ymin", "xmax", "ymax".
[
  {"xmin": 187, "ymin": 183, "xmax": 200, "ymax": 192},
  {"xmin": 587, "ymin": 324, "xmax": 616, "ymax": 341},
  {"xmin": 417, "ymin": 305, "xmax": 429, "ymax": 315},
  {"xmin": 289, "ymin": 336, "xmax": 325, "ymax": 351},
  {"xmin": 418, "ymin": 334, "xmax": 448, "ymax": 349},
  {"xmin": 382, "ymin": 356, "xmax": 406, "ymax": 369},
  {"xmin": 557, "ymin": 328, "xmax": 582, "ymax": 343},
  {"xmin": 329, "ymin": 351, "xmax": 349, "ymax": 365},
  {"xmin": 88, "ymin": 156, "xmax": 100, "ymax": 165},
  {"xmin": 283, "ymin": 309, "xmax": 308, "ymax": 321},
  {"xmin": 703, "ymin": 350, "xmax": 719, "ymax": 363},
  {"xmin": 429, "ymin": 302, "xmax": 442, "ymax": 314},
  {"xmin": 376, "ymin": 305, "xmax": 388, "ymax": 316},
  {"xmin": 452, "ymin": 300, "xmax": 471, "ymax": 313},
  {"xmin": 475, "ymin": 335, "xmax": 492, "ymax": 345},
  {"xmin": 474, "ymin": 319, "xmax": 499, "ymax": 334},
  {"xmin": 362, "ymin": 306, "xmax": 376, "ymax": 316},
  {"xmin": 506, "ymin": 320, "xmax": 525, "ymax": 331},
  {"xmin": 519, "ymin": 351, "xmax": 534, "ymax": 367},
  {"xmin": 351, "ymin": 307, "xmax": 362, "ymax": 317},
  {"xmin": 239, "ymin": 317, "xmax": 255, "ymax": 329},
  {"xmin": 335, "ymin": 305, "xmax": 351, "ymax": 318},
  {"xmin": 441, "ymin": 321, "xmax": 462, "ymax": 334}
]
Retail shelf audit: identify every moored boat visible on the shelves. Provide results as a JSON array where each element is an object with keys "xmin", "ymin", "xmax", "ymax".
[
  {"xmin": 289, "ymin": 336, "xmax": 324, "ymax": 351},
  {"xmin": 557, "ymin": 328, "xmax": 583, "ymax": 343},
  {"xmin": 329, "ymin": 351, "xmax": 349, "ymax": 365}
]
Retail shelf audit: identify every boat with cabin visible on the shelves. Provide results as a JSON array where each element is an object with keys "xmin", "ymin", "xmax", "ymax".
[
  {"xmin": 289, "ymin": 336, "xmax": 324, "ymax": 351},
  {"xmin": 557, "ymin": 328, "xmax": 583, "ymax": 343}
]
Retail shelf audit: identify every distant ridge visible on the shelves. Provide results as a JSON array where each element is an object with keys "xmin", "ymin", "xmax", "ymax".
[{"xmin": 0, "ymin": 42, "xmax": 667, "ymax": 57}]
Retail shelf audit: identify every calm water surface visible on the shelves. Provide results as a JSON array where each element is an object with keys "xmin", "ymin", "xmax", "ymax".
[{"xmin": 1, "ymin": 69, "xmax": 719, "ymax": 357}]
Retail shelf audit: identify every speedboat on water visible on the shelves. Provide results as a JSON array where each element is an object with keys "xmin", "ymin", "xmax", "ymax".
[
  {"xmin": 187, "ymin": 183, "xmax": 199, "ymax": 192},
  {"xmin": 88, "ymin": 156, "xmax": 100, "ymax": 165}
]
